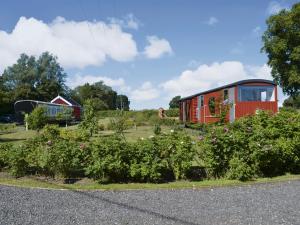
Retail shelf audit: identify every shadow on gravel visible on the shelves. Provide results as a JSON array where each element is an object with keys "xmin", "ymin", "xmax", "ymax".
[
  {"xmin": 71, "ymin": 189, "xmax": 200, "ymax": 225},
  {"xmin": 34, "ymin": 178, "xmax": 200, "ymax": 225}
]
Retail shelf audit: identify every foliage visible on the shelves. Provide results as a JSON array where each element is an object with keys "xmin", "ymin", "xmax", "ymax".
[
  {"xmin": 199, "ymin": 110, "xmax": 300, "ymax": 180},
  {"xmin": 108, "ymin": 111, "xmax": 129, "ymax": 135},
  {"xmin": 116, "ymin": 95, "xmax": 130, "ymax": 111},
  {"xmin": 208, "ymin": 97, "xmax": 216, "ymax": 115},
  {"xmin": 25, "ymin": 107, "xmax": 47, "ymax": 131},
  {"xmin": 262, "ymin": 3, "xmax": 300, "ymax": 97},
  {"xmin": 56, "ymin": 106, "xmax": 73, "ymax": 126},
  {"xmin": 79, "ymin": 99, "xmax": 98, "ymax": 137},
  {"xmin": 283, "ymin": 94, "xmax": 300, "ymax": 109},
  {"xmin": 0, "ymin": 144, "xmax": 11, "ymax": 169},
  {"xmin": 0, "ymin": 123, "xmax": 16, "ymax": 134},
  {"xmin": 169, "ymin": 96, "xmax": 181, "ymax": 109},
  {"xmin": 165, "ymin": 108, "xmax": 179, "ymax": 117},
  {"xmin": 1, "ymin": 52, "xmax": 67, "ymax": 114},
  {"xmin": 153, "ymin": 124, "xmax": 161, "ymax": 135}
]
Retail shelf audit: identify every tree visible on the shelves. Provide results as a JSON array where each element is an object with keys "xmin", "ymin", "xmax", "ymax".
[
  {"xmin": 169, "ymin": 96, "xmax": 181, "ymax": 109},
  {"xmin": 56, "ymin": 106, "xmax": 73, "ymax": 127},
  {"xmin": 116, "ymin": 95, "xmax": 130, "ymax": 111},
  {"xmin": 25, "ymin": 107, "xmax": 47, "ymax": 132},
  {"xmin": 79, "ymin": 99, "xmax": 98, "ymax": 137},
  {"xmin": 283, "ymin": 94, "xmax": 300, "ymax": 109},
  {"xmin": 35, "ymin": 52, "xmax": 67, "ymax": 101},
  {"xmin": 72, "ymin": 81, "xmax": 121, "ymax": 110},
  {"xmin": 262, "ymin": 3, "xmax": 300, "ymax": 97},
  {"xmin": 1, "ymin": 52, "xmax": 67, "ymax": 114}
]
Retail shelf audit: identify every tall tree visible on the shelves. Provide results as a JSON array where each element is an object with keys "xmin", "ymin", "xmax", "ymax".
[
  {"xmin": 1, "ymin": 52, "xmax": 67, "ymax": 114},
  {"xmin": 283, "ymin": 94, "xmax": 300, "ymax": 109},
  {"xmin": 262, "ymin": 3, "xmax": 300, "ymax": 97},
  {"xmin": 116, "ymin": 95, "xmax": 130, "ymax": 111},
  {"xmin": 169, "ymin": 96, "xmax": 181, "ymax": 109},
  {"xmin": 72, "ymin": 81, "xmax": 121, "ymax": 110},
  {"xmin": 35, "ymin": 52, "xmax": 67, "ymax": 101}
]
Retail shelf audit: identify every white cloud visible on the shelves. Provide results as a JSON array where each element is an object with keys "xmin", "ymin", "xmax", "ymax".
[
  {"xmin": 205, "ymin": 17, "xmax": 219, "ymax": 26},
  {"xmin": 67, "ymin": 74, "xmax": 128, "ymax": 91},
  {"xmin": 0, "ymin": 16, "xmax": 138, "ymax": 72},
  {"xmin": 109, "ymin": 13, "xmax": 141, "ymax": 30},
  {"xmin": 130, "ymin": 81, "xmax": 160, "ymax": 101},
  {"xmin": 267, "ymin": 1, "xmax": 288, "ymax": 14},
  {"xmin": 144, "ymin": 36, "xmax": 173, "ymax": 59},
  {"xmin": 161, "ymin": 61, "xmax": 274, "ymax": 98}
]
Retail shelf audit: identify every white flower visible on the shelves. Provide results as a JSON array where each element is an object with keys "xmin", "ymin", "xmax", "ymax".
[
  {"xmin": 149, "ymin": 135, "xmax": 154, "ymax": 139},
  {"xmin": 170, "ymin": 129, "xmax": 174, "ymax": 133},
  {"xmin": 140, "ymin": 137, "xmax": 144, "ymax": 140},
  {"xmin": 180, "ymin": 141, "xmax": 184, "ymax": 144}
]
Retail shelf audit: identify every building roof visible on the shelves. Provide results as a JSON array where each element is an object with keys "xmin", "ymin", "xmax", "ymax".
[
  {"xmin": 50, "ymin": 95, "xmax": 81, "ymax": 107},
  {"xmin": 180, "ymin": 79, "xmax": 276, "ymax": 101}
]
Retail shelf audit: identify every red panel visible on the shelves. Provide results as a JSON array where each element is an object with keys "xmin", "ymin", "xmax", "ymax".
[
  {"xmin": 52, "ymin": 98, "xmax": 69, "ymax": 106},
  {"xmin": 235, "ymin": 101, "xmax": 278, "ymax": 118},
  {"xmin": 73, "ymin": 106, "xmax": 81, "ymax": 120}
]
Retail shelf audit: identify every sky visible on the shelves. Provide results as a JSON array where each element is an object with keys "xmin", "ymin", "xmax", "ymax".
[{"xmin": 0, "ymin": 0, "xmax": 299, "ymax": 109}]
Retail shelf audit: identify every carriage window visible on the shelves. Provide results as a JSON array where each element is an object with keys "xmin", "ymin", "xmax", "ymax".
[
  {"xmin": 223, "ymin": 90, "xmax": 229, "ymax": 101},
  {"xmin": 239, "ymin": 86, "xmax": 274, "ymax": 102},
  {"xmin": 200, "ymin": 95, "xmax": 204, "ymax": 107},
  {"xmin": 208, "ymin": 97, "xmax": 215, "ymax": 115}
]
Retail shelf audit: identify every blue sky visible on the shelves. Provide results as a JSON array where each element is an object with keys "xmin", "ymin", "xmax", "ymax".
[{"xmin": 0, "ymin": 0, "xmax": 298, "ymax": 109}]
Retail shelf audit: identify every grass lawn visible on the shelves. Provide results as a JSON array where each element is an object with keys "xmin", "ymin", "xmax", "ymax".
[
  {"xmin": 0, "ymin": 122, "xmax": 185, "ymax": 144},
  {"xmin": 0, "ymin": 172, "xmax": 299, "ymax": 191}
]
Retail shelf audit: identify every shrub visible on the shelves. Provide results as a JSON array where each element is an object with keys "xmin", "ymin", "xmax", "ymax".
[
  {"xmin": 199, "ymin": 110, "xmax": 300, "ymax": 180},
  {"xmin": 0, "ymin": 144, "xmax": 11, "ymax": 170},
  {"xmin": 153, "ymin": 124, "xmax": 161, "ymax": 135},
  {"xmin": 85, "ymin": 136, "xmax": 131, "ymax": 182},
  {"xmin": 25, "ymin": 107, "xmax": 47, "ymax": 131},
  {"xmin": 165, "ymin": 108, "xmax": 179, "ymax": 117}
]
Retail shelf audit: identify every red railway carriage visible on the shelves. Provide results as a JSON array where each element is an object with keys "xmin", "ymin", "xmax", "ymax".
[{"xmin": 179, "ymin": 79, "xmax": 278, "ymax": 124}]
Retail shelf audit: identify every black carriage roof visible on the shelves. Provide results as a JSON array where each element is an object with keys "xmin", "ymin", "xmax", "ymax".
[
  {"xmin": 14, "ymin": 100, "xmax": 74, "ymax": 107},
  {"xmin": 180, "ymin": 79, "xmax": 276, "ymax": 101}
]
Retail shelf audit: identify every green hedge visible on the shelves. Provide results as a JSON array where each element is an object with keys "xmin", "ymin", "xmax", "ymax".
[
  {"xmin": 0, "ymin": 126, "xmax": 195, "ymax": 182},
  {"xmin": 199, "ymin": 109, "xmax": 300, "ymax": 181}
]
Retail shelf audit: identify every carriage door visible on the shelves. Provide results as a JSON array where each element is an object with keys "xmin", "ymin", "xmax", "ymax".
[
  {"xmin": 197, "ymin": 95, "xmax": 204, "ymax": 122},
  {"xmin": 228, "ymin": 88, "xmax": 235, "ymax": 122}
]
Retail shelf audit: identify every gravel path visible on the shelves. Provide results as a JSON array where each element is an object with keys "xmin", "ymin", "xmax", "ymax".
[{"xmin": 1, "ymin": 180, "xmax": 300, "ymax": 225}]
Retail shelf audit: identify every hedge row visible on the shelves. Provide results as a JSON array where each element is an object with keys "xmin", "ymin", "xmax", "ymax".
[{"xmin": 0, "ymin": 126, "xmax": 195, "ymax": 183}]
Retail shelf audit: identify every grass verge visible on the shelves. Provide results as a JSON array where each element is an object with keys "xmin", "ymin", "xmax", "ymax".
[{"xmin": 0, "ymin": 173, "xmax": 299, "ymax": 191}]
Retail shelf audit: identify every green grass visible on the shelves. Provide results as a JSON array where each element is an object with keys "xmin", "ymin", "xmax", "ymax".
[{"xmin": 0, "ymin": 173, "xmax": 299, "ymax": 191}]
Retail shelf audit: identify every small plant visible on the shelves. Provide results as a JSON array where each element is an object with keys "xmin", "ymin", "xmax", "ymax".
[
  {"xmin": 109, "ymin": 111, "xmax": 128, "ymax": 136},
  {"xmin": 79, "ymin": 99, "xmax": 98, "ymax": 137},
  {"xmin": 153, "ymin": 124, "xmax": 161, "ymax": 135},
  {"xmin": 25, "ymin": 106, "xmax": 47, "ymax": 132}
]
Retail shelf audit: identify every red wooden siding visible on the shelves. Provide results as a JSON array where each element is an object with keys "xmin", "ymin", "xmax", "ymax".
[
  {"xmin": 180, "ymin": 80, "xmax": 278, "ymax": 124},
  {"xmin": 52, "ymin": 98, "xmax": 69, "ymax": 105}
]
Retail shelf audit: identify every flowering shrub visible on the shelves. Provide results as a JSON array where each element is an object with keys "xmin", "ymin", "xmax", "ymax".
[{"xmin": 199, "ymin": 109, "xmax": 300, "ymax": 180}]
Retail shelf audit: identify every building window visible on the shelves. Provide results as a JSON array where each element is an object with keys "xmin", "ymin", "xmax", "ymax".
[
  {"xmin": 208, "ymin": 97, "xmax": 215, "ymax": 115},
  {"xmin": 200, "ymin": 95, "xmax": 204, "ymax": 107},
  {"xmin": 224, "ymin": 89, "xmax": 229, "ymax": 101},
  {"xmin": 239, "ymin": 86, "xmax": 275, "ymax": 102}
]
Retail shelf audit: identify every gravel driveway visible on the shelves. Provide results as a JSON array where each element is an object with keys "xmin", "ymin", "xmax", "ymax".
[{"xmin": 1, "ymin": 180, "xmax": 300, "ymax": 225}]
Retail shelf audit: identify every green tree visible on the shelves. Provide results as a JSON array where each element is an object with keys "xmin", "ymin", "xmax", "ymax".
[
  {"xmin": 80, "ymin": 99, "xmax": 97, "ymax": 137},
  {"xmin": 116, "ymin": 95, "xmax": 130, "ymax": 111},
  {"xmin": 25, "ymin": 106, "xmax": 47, "ymax": 132},
  {"xmin": 56, "ymin": 106, "xmax": 73, "ymax": 127},
  {"xmin": 169, "ymin": 96, "xmax": 181, "ymax": 109},
  {"xmin": 35, "ymin": 52, "xmax": 67, "ymax": 101},
  {"xmin": 262, "ymin": 3, "xmax": 300, "ymax": 97},
  {"xmin": 72, "ymin": 81, "xmax": 118, "ymax": 110},
  {"xmin": 283, "ymin": 94, "xmax": 300, "ymax": 109},
  {"xmin": 1, "ymin": 52, "xmax": 67, "ymax": 114}
]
